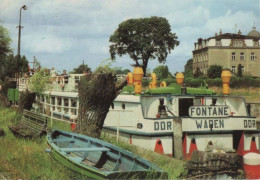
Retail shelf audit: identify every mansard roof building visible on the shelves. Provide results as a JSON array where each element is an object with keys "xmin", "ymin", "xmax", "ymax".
[{"xmin": 192, "ymin": 26, "xmax": 260, "ymax": 77}]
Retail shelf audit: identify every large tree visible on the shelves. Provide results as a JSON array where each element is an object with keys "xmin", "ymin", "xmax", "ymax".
[
  {"xmin": 75, "ymin": 70, "xmax": 127, "ymax": 138},
  {"xmin": 237, "ymin": 64, "xmax": 242, "ymax": 77},
  {"xmin": 0, "ymin": 54, "xmax": 28, "ymax": 81},
  {"xmin": 153, "ymin": 65, "xmax": 170, "ymax": 79},
  {"xmin": 72, "ymin": 64, "xmax": 92, "ymax": 74},
  {"xmin": 0, "ymin": 25, "xmax": 12, "ymax": 81},
  {"xmin": 184, "ymin": 59, "xmax": 193, "ymax": 78},
  {"xmin": 207, "ymin": 65, "xmax": 222, "ymax": 78},
  {"xmin": 109, "ymin": 16, "xmax": 179, "ymax": 76},
  {"xmin": 0, "ymin": 25, "xmax": 11, "ymax": 57}
]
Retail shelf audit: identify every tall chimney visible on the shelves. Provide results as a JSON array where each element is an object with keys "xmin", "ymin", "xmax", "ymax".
[{"xmin": 220, "ymin": 29, "xmax": 222, "ymax": 35}]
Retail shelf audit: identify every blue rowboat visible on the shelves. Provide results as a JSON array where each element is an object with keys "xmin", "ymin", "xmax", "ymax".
[{"xmin": 47, "ymin": 129, "xmax": 167, "ymax": 179}]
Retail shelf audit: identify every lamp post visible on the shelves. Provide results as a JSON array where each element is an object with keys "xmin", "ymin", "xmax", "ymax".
[
  {"xmin": 17, "ymin": 5, "xmax": 27, "ymax": 59},
  {"xmin": 17, "ymin": 5, "xmax": 27, "ymax": 88}
]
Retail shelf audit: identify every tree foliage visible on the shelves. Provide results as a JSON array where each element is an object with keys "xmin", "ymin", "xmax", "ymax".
[
  {"xmin": 29, "ymin": 69, "xmax": 50, "ymax": 95},
  {"xmin": 0, "ymin": 25, "xmax": 12, "ymax": 58},
  {"xmin": 207, "ymin": 65, "xmax": 222, "ymax": 78},
  {"xmin": 72, "ymin": 64, "xmax": 92, "ymax": 74},
  {"xmin": 76, "ymin": 65, "xmax": 127, "ymax": 138},
  {"xmin": 109, "ymin": 16, "xmax": 179, "ymax": 76},
  {"xmin": 114, "ymin": 67, "xmax": 130, "ymax": 75},
  {"xmin": 153, "ymin": 65, "xmax": 170, "ymax": 79},
  {"xmin": 193, "ymin": 67, "xmax": 204, "ymax": 78},
  {"xmin": 237, "ymin": 64, "xmax": 242, "ymax": 77},
  {"xmin": 0, "ymin": 54, "xmax": 28, "ymax": 81},
  {"xmin": 184, "ymin": 59, "xmax": 193, "ymax": 78}
]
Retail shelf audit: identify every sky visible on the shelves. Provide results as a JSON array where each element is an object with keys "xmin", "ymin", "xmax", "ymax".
[{"xmin": 0, "ymin": 0, "xmax": 259, "ymax": 74}]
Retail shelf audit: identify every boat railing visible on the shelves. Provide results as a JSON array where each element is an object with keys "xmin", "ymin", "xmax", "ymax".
[
  {"xmin": 33, "ymin": 100, "xmax": 78, "ymax": 127},
  {"xmin": 18, "ymin": 74, "xmax": 84, "ymax": 93}
]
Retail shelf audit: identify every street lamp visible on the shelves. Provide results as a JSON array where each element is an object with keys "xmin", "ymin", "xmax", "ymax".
[
  {"xmin": 17, "ymin": 5, "xmax": 27, "ymax": 88},
  {"xmin": 17, "ymin": 5, "xmax": 27, "ymax": 58}
]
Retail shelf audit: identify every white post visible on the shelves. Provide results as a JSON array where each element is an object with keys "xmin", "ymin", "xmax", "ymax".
[
  {"xmin": 116, "ymin": 111, "xmax": 121, "ymax": 144},
  {"xmin": 55, "ymin": 97, "xmax": 58, "ymax": 112},
  {"xmin": 68, "ymin": 98, "xmax": 71, "ymax": 116},
  {"xmin": 61, "ymin": 97, "xmax": 64, "ymax": 120},
  {"xmin": 51, "ymin": 108, "xmax": 53, "ymax": 128}
]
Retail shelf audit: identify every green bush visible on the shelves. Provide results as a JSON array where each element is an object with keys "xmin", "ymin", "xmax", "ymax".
[
  {"xmin": 161, "ymin": 78, "xmax": 176, "ymax": 86},
  {"xmin": 206, "ymin": 78, "xmax": 222, "ymax": 87}
]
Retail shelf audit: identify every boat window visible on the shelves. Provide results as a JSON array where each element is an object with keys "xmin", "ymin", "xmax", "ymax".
[
  {"xmin": 71, "ymin": 99, "xmax": 77, "ymax": 107},
  {"xmin": 64, "ymin": 98, "xmax": 69, "ymax": 106},
  {"xmin": 51, "ymin": 97, "xmax": 55, "ymax": 105},
  {"xmin": 64, "ymin": 98, "xmax": 69, "ymax": 113},
  {"xmin": 51, "ymin": 97, "xmax": 55, "ymax": 110},
  {"xmin": 46, "ymin": 96, "xmax": 50, "ymax": 104},
  {"xmin": 179, "ymin": 98, "xmax": 194, "ymax": 116},
  {"xmin": 122, "ymin": 103, "xmax": 125, "ymax": 110},
  {"xmin": 57, "ymin": 97, "xmax": 62, "ymax": 106}
]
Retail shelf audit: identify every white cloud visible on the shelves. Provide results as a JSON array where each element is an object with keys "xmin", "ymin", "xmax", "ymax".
[{"xmin": 1, "ymin": 0, "xmax": 259, "ymax": 73}]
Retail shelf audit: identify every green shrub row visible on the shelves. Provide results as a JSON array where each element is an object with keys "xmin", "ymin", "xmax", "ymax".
[{"xmin": 142, "ymin": 76, "xmax": 260, "ymax": 88}]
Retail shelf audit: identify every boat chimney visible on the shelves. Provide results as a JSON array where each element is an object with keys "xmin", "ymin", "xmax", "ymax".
[
  {"xmin": 133, "ymin": 67, "xmax": 144, "ymax": 94},
  {"xmin": 149, "ymin": 73, "xmax": 157, "ymax": 89},
  {"xmin": 127, "ymin": 72, "xmax": 134, "ymax": 85},
  {"xmin": 221, "ymin": 69, "xmax": 232, "ymax": 95},
  {"xmin": 176, "ymin": 72, "xmax": 184, "ymax": 87},
  {"xmin": 181, "ymin": 84, "xmax": 187, "ymax": 94}
]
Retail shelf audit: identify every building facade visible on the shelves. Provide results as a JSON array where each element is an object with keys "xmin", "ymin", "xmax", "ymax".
[{"xmin": 192, "ymin": 27, "xmax": 260, "ymax": 77}]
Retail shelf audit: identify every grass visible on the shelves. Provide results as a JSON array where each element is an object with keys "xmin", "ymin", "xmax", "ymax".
[
  {"xmin": 0, "ymin": 106, "xmax": 83, "ymax": 179},
  {"xmin": 101, "ymin": 133, "xmax": 187, "ymax": 179},
  {"xmin": 0, "ymin": 104, "xmax": 187, "ymax": 179}
]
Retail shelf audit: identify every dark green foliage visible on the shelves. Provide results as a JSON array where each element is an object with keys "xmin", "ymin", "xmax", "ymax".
[
  {"xmin": 18, "ymin": 89, "xmax": 36, "ymax": 112},
  {"xmin": 114, "ymin": 67, "xmax": 130, "ymax": 75},
  {"xmin": 0, "ymin": 25, "xmax": 11, "ymax": 57},
  {"xmin": 237, "ymin": 64, "xmax": 242, "ymax": 77},
  {"xmin": 184, "ymin": 59, "xmax": 193, "ymax": 78},
  {"xmin": 109, "ymin": 16, "xmax": 179, "ymax": 76},
  {"xmin": 183, "ymin": 76, "xmax": 260, "ymax": 88},
  {"xmin": 207, "ymin": 65, "xmax": 222, "ymax": 78},
  {"xmin": 193, "ymin": 67, "xmax": 203, "ymax": 78},
  {"xmin": 72, "ymin": 64, "xmax": 92, "ymax": 74},
  {"xmin": 206, "ymin": 78, "xmax": 222, "ymax": 87},
  {"xmin": 229, "ymin": 76, "xmax": 260, "ymax": 88},
  {"xmin": 161, "ymin": 78, "xmax": 176, "ymax": 86},
  {"xmin": 153, "ymin": 65, "xmax": 170, "ymax": 79},
  {"xmin": 0, "ymin": 54, "xmax": 28, "ymax": 81}
]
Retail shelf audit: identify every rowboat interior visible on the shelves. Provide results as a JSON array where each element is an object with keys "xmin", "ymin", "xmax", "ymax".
[{"xmin": 50, "ymin": 130, "xmax": 151, "ymax": 172}]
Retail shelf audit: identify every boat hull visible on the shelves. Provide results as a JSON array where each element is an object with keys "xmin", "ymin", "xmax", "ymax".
[{"xmin": 47, "ymin": 129, "xmax": 166, "ymax": 179}]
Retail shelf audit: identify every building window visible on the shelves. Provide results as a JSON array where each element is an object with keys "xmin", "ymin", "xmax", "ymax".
[
  {"xmin": 241, "ymin": 66, "xmax": 245, "ymax": 72},
  {"xmin": 231, "ymin": 66, "xmax": 236, "ymax": 73},
  {"xmin": 232, "ymin": 52, "xmax": 236, "ymax": 60},
  {"xmin": 240, "ymin": 52, "xmax": 245, "ymax": 60},
  {"xmin": 216, "ymin": 40, "xmax": 222, "ymax": 46},
  {"xmin": 233, "ymin": 40, "xmax": 243, "ymax": 47},
  {"xmin": 253, "ymin": 40, "xmax": 259, "ymax": 46},
  {"xmin": 251, "ymin": 53, "xmax": 255, "ymax": 61}
]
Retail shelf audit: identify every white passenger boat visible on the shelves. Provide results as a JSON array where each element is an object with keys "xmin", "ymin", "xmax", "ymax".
[{"xmin": 18, "ymin": 68, "xmax": 259, "ymax": 159}]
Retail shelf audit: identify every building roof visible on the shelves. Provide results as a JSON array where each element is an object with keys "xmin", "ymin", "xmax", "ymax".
[
  {"xmin": 248, "ymin": 26, "xmax": 260, "ymax": 38},
  {"xmin": 207, "ymin": 33, "xmax": 258, "ymax": 40}
]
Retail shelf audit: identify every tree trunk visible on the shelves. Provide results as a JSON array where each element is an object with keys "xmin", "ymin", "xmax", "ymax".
[
  {"xmin": 142, "ymin": 59, "xmax": 148, "ymax": 77},
  {"xmin": 173, "ymin": 117, "xmax": 183, "ymax": 159},
  {"xmin": 75, "ymin": 73, "xmax": 126, "ymax": 138}
]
